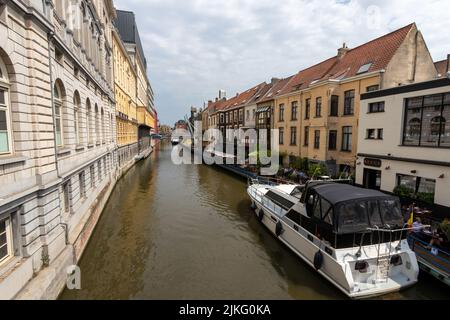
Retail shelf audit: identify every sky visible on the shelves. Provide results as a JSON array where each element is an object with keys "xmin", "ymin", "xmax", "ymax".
[{"xmin": 114, "ymin": 0, "xmax": 450, "ymax": 126}]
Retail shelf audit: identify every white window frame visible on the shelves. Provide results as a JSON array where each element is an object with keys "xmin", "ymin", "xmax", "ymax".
[
  {"xmin": 0, "ymin": 58, "xmax": 13, "ymax": 156},
  {"xmin": 0, "ymin": 215, "xmax": 13, "ymax": 266},
  {"xmin": 54, "ymin": 83, "xmax": 64, "ymax": 147}
]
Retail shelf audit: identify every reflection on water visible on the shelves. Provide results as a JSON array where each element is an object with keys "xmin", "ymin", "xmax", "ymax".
[{"xmin": 60, "ymin": 142, "xmax": 450, "ymax": 300}]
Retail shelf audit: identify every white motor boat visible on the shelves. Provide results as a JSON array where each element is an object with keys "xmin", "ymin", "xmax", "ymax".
[
  {"xmin": 171, "ymin": 137, "xmax": 180, "ymax": 145},
  {"xmin": 247, "ymin": 179, "xmax": 419, "ymax": 299}
]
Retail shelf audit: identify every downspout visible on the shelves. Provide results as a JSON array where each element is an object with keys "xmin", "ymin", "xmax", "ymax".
[{"xmin": 47, "ymin": 30, "xmax": 69, "ymax": 245}]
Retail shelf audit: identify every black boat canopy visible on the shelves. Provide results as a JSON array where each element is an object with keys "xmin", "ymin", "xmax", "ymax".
[{"xmin": 305, "ymin": 183, "xmax": 404, "ymax": 235}]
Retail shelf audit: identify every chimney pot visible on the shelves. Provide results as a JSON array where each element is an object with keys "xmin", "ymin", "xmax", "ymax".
[{"xmin": 338, "ymin": 43, "xmax": 350, "ymax": 60}]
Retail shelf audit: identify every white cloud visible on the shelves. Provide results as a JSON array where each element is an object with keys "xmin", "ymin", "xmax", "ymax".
[{"xmin": 114, "ymin": 0, "xmax": 450, "ymax": 125}]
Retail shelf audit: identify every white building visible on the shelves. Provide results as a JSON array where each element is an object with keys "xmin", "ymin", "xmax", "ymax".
[
  {"xmin": 356, "ymin": 74, "xmax": 450, "ymax": 213},
  {"xmin": 0, "ymin": 0, "xmax": 118, "ymax": 299}
]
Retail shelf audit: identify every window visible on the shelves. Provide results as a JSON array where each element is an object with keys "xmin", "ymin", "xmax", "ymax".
[
  {"xmin": 357, "ymin": 63, "xmax": 372, "ymax": 74},
  {"xmin": 328, "ymin": 130, "xmax": 337, "ymax": 150},
  {"xmin": 291, "ymin": 102, "xmax": 298, "ymax": 121},
  {"xmin": 246, "ymin": 110, "xmax": 250, "ymax": 121},
  {"xmin": 0, "ymin": 216, "xmax": 13, "ymax": 264},
  {"xmin": 55, "ymin": 47, "xmax": 64, "ymax": 65},
  {"xmin": 330, "ymin": 95, "xmax": 339, "ymax": 117},
  {"xmin": 305, "ymin": 99, "xmax": 311, "ymax": 119},
  {"xmin": 90, "ymin": 165, "xmax": 95, "ymax": 188},
  {"xmin": 73, "ymin": 92, "xmax": 81, "ymax": 145},
  {"xmin": 87, "ymin": 99, "xmax": 93, "ymax": 144},
  {"xmin": 290, "ymin": 127, "xmax": 297, "ymax": 145},
  {"xmin": 0, "ymin": 59, "xmax": 11, "ymax": 154},
  {"xmin": 314, "ymin": 130, "xmax": 320, "ymax": 149},
  {"xmin": 344, "ymin": 90, "xmax": 355, "ymax": 115},
  {"xmin": 63, "ymin": 181, "xmax": 70, "ymax": 213},
  {"xmin": 279, "ymin": 127, "xmax": 284, "ymax": 145},
  {"xmin": 367, "ymin": 85, "xmax": 379, "ymax": 92},
  {"xmin": 377, "ymin": 129, "xmax": 384, "ymax": 140},
  {"xmin": 369, "ymin": 101, "xmax": 385, "ymax": 113},
  {"xmin": 397, "ymin": 174, "xmax": 436, "ymax": 204},
  {"xmin": 95, "ymin": 104, "xmax": 99, "ymax": 143},
  {"xmin": 367, "ymin": 129, "xmax": 376, "ymax": 140},
  {"xmin": 304, "ymin": 127, "xmax": 309, "ymax": 146},
  {"xmin": 315, "ymin": 97, "xmax": 322, "ymax": 117},
  {"xmin": 403, "ymin": 93, "xmax": 450, "ymax": 147},
  {"xmin": 54, "ymin": 82, "xmax": 64, "ymax": 147},
  {"xmin": 252, "ymin": 109, "xmax": 256, "ymax": 120},
  {"xmin": 79, "ymin": 172, "xmax": 86, "ymax": 200},
  {"xmin": 239, "ymin": 110, "xmax": 243, "ymax": 122},
  {"xmin": 279, "ymin": 104, "xmax": 285, "ymax": 122},
  {"xmin": 342, "ymin": 126, "xmax": 352, "ymax": 151},
  {"xmin": 98, "ymin": 161, "xmax": 102, "ymax": 180},
  {"xmin": 220, "ymin": 114, "xmax": 224, "ymax": 124}
]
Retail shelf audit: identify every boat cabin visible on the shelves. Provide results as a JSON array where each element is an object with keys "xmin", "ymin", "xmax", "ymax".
[{"xmin": 287, "ymin": 183, "xmax": 405, "ymax": 249}]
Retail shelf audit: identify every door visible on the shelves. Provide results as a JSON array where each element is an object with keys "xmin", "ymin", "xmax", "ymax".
[{"xmin": 363, "ymin": 169, "xmax": 382, "ymax": 190}]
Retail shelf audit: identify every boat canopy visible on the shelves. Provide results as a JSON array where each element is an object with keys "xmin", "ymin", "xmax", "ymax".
[{"xmin": 304, "ymin": 183, "xmax": 404, "ymax": 235}]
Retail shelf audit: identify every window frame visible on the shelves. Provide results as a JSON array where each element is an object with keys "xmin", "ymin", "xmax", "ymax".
[
  {"xmin": 279, "ymin": 104, "xmax": 285, "ymax": 122},
  {"xmin": 0, "ymin": 214, "xmax": 14, "ymax": 266},
  {"xmin": 315, "ymin": 97, "xmax": 322, "ymax": 118},
  {"xmin": 314, "ymin": 130, "xmax": 320, "ymax": 149},
  {"xmin": 0, "ymin": 84, "xmax": 12, "ymax": 156},
  {"xmin": 54, "ymin": 83, "xmax": 64, "ymax": 147},
  {"xmin": 304, "ymin": 126, "xmax": 310, "ymax": 146},
  {"xmin": 291, "ymin": 101, "xmax": 298, "ymax": 121},
  {"xmin": 342, "ymin": 126, "xmax": 353, "ymax": 152},
  {"xmin": 368, "ymin": 101, "xmax": 385, "ymax": 113},
  {"xmin": 279, "ymin": 127, "xmax": 284, "ymax": 145},
  {"xmin": 290, "ymin": 127, "xmax": 297, "ymax": 146},
  {"xmin": 330, "ymin": 95, "xmax": 339, "ymax": 117},
  {"xmin": 305, "ymin": 99, "xmax": 311, "ymax": 120},
  {"xmin": 344, "ymin": 90, "xmax": 355, "ymax": 116},
  {"xmin": 328, "ymin": 130, "xmax": 337, "ymax": 150}
]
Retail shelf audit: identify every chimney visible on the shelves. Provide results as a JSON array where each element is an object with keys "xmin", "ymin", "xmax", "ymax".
[
  {"xmin": 215, "ymin": 98, "xmax": 218, "ymax": 102},
  {"xmin": 236, "ymin": 92, "xmax": 239, "ymax": 97},
  {"xmin": 338, "ymin": 43, "xmax": 350, "ymax": 60},
  {"xmin": 447, "ymin": 54, "xmax": 450, "ymax": 73},
  {"xmin": 271, "ymin": 78, "xmax": 280, "ymax": 85}
]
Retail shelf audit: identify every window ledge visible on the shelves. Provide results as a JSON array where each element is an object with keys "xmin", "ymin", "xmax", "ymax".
[
  {"xmin": 57, "ymin": 148, "xmax": 71, "ymax": 157},
  {"xmin": 87, "ymin": 143, "xmax": 95, "ymax": 149},
  {"xmin": 0, "ymin": 154, "xmax": 28, "ymax": 166},
  {"xmin": 75, "ymin": 146, "xmax": 85, "ymax": 152},
  {"xmin": 342, "ymin": 114, "xmax": 355, "ymax": 117}
]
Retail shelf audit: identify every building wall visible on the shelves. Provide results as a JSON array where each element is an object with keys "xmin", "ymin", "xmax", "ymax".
[
  {"xmin": 0, "ymin": 0, "xmax": 119, "ymax": 300},
  {"xmin": 356, "ymin": 83, "xmax": 450, "ymax": 208}
]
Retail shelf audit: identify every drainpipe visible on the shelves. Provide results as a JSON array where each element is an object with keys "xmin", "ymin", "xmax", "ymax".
[{"xmin": 47, "ymin": 30, "xmax": 69, "ymax": 245}]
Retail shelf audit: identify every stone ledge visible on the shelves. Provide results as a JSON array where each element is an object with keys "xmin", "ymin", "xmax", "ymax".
[
  {"xmin": 0, "ymin": 155, "xmax": 28, "ymax": 166},
  {"xmin": 56, "ymin": 148, "xmax": 71, "ymax": 157}
]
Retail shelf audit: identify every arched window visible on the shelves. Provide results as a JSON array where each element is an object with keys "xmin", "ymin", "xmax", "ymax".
[
  {"xmin": 73, "ymin": 91, "xmax": 81, "ymax": 145},
  {"xmin": 101, "ymin": 108, "xmax": 105, "ymax": 143},
  {"xmin": 0, "ymin": 56, "xmax": 11, "ymax": 154},
  {"xmin": 94, "ymin": 104, "xmax": 99, "ymax": 143},
  {"xmin": 431, "ymin": 116, "xmax": 445, "ymax": 137},
  {"xmin": 86, "ymin": 99, "xmax": 92, "ymax": 144},
  {"xmin": 53, "ymin": 81, "xmax": 65, "ymax": 147}
]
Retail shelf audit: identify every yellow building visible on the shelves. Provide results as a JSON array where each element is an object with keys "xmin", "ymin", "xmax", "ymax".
[
  {"xmin": 112, "ymin": 28, "xmax": 138, "ymax": 147},
  {"xmin": 274, "ymin": 24, "xmax": 437, "ymax": 176}
]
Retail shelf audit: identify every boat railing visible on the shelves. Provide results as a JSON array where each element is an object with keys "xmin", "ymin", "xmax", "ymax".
[
  {"xmin": 408, "ymin": 234, "xmax": 450, "ymax": 273},
  {"xmin": 248, "ymin": 187, "xmax": 287, "ymax": 216}
]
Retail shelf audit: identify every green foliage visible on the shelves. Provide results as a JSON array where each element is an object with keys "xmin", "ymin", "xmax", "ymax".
[
  {"xmin": 440, "ymin": 219, "xmax": 450, "ymax": 242},
  {"xmin": 416, "ymin": 192, "xmax": 435, "ymax": 205},
  {"xmin": 393, "ymin": 185, "xmax": 414, "ymax": 198},
  {"xmin": 308, "ymin": 163, "xmax": 327, "ymax": 177}
]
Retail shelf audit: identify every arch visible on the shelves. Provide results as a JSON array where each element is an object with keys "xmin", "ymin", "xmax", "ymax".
[
  {"xmin": 73, "ymin": 90, "xmax": 81, "ymax": 145},
  {"xmin": 53, "ymin": 79, "xmax": 66, "ymax": 147}
]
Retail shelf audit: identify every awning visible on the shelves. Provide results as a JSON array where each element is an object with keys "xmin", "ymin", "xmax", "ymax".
[{"xmin": 256, "ymin": 106, "xmax": 271, "ymax": 113}]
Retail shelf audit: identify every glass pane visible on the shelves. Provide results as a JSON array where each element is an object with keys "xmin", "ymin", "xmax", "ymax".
[
  {"xmin": 421, "ymin": 106, "xmax": 442, "ymax": 146},
  {"xmin": 0, "ymin": 90, "xmax": 5, "ymax": 105},
  {"xmin": 379, "ymin": 199, "xmax": 402, "ymax": 226},
  {"xmin": 424, "ymin": 94, "xmax": 442, "ymax": 107},
  {"xmin": 404, "ymin": 105, "xmax": 421, "ymax": 145},
  {"xmin": 0, "ymin": 110, "xmax": 7, "ymax": 130},
  {"xmin": 338, "ymin": 201, "xmax": 369, "ymax": 234},
  {"xmin": 407, "ymin": 97, "xmax": 423, "ymax": 109},
  {"xmin": 0, "ymin": 244, "xmax": 8, "ymax": 261},
  {"xmin": 56, "ymin": 132, "xmax": 62, "ymax": 146},
  {"xmin": 368, "ymin": 201, "xmax": 383, "ymax": 227},
  {"xmin": 441, "ymin": 105, "xmax": 450, "ymax": 147},
  {"xmin": 0, "ymin": 132, "xmax": 9, "ymax": 153},
  {"xmin": 0, "ymin": 233, "xmax": 6, "ymax": 247},
  {"xmin": 321, "ymin": 199, "xmax": 333, "ymax": 224},
  {"xmin": 0, "ymin": 219, "xmax": 5, "ymax": 232},
  {"xmin": 444, "ymin": 93, "xmax": 450, "ymax": 104}
]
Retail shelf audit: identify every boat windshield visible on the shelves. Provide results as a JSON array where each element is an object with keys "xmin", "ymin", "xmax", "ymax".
[{"xmin": 337, "ymin": 198, "xmax": 403, "ymax": 234}]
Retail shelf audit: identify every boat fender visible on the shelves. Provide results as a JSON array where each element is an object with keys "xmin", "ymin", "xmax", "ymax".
[
  {"xmin": 258, "ymin": 209, "xmax": 264, "ymax": 222},
  {"xmin": 251, "ymin": 202, "xmax": 257, "ymax": 210},
  {"xmin": 314, "ymin": 251, "xmax": 324, "ymax": 270},
  {"xmin": 275, "ymin": 221, "xmax": 283, "ymax": 237}
]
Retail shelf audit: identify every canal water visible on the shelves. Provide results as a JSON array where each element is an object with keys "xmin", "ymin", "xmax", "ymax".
[{"xmin": 61, "ymin": 142, "xmax": 450, "ymax": 300}]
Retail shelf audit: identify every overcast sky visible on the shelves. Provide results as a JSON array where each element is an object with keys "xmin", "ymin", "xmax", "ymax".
[{"xmin": 114, "ymin": 0, "xmax": 450, "ymax": 126}]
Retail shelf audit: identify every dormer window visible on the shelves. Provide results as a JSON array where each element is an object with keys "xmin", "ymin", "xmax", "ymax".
[{"xmin": 357, "ymin": 63, "xmax": 373, "ymax": 74}]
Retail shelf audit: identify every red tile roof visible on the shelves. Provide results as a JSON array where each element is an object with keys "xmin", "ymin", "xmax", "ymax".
[
  {"xmin": 222, "ymin": 83, "xmax": 266, "ymax": 111},
  {"xmin": 435, "ymin": 59, "xmax": 449, "ymax": 78},
  {"xmin": 258, "ymin": 77, "xmax": 294, "ymax": 103},
  {"xmin": 279, "ymin": 23, "xmax": 416, "ymax": 96}
]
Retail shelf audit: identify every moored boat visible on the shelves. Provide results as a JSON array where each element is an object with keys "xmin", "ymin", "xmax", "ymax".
[{"xmin": 247, "ymin": 179, "xmax": 420, "ymax": 299}]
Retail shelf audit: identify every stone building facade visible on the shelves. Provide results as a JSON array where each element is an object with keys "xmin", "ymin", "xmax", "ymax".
[{"xmin": 0, "ymin": 0, "xmax": 155, "ymax": 300}]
